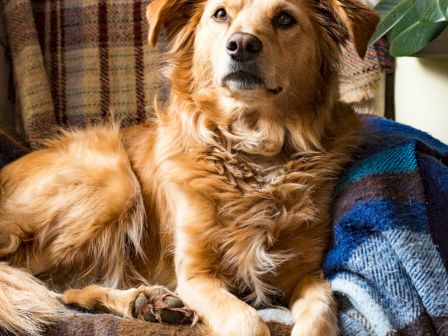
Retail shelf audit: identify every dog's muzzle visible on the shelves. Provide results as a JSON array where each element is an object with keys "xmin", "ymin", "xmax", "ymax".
[
  {"xmin": 223, "ymin": 32, "xmax": 263, "ymax": 90},
  {"xmin": 222, "ymin": 66, "xmax": 263, "ymax": 91},
  {"xmin": 222, "ymin": 65, "xmax": 283, "ymax": 95},
  {"xmin": 222, "ymin": 32, "xmax": 283, "ymax": 95}
]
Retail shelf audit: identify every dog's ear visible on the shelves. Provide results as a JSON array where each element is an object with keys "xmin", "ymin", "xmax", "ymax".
[
  {"xmin": 146, "ymin": 0, "xmax": 198, "ymax": 47},
  {"xmin": 321, "ymin": 0, "xmax": 380, "ymax": 58}
]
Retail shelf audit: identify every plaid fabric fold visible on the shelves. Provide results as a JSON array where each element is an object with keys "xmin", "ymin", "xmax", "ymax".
[
  {"xmin": 0, "ymin": 129, "xmax": 29, "ymax": 168},
  {"xmin": 3, "ymin": 0, "xmax": 162, "ymax": 148},
  {"xmin": 0, "ymin": 314, "xmax": 291, "ymax": 336}
]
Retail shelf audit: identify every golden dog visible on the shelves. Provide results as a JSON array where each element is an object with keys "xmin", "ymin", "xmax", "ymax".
[{"xmin": 0, "ymin": 0, "xmax": 379, "ymax": 335}]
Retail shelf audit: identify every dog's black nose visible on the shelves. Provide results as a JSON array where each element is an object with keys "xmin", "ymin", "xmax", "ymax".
[{"xmin": 226, "ymin": 33, "xmax": 263, "ymax": 62}]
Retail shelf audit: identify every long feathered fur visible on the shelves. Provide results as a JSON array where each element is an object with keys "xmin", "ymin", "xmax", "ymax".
[{"xmin": 0, "ymin": 263, "xmax": 64, "ymax": 336}]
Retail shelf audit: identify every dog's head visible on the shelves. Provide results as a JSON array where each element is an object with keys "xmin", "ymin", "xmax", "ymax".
[{"xmin": 147, "ymin": 0, "xmax": 378, "ymax": 152}]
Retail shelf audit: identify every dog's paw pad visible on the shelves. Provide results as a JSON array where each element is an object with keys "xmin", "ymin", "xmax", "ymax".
[
  {"xmin": 133, "ymin": 286, "xmax": 194, "ymax": 325},
  {"xmin": 163, "ymin": 294, "xmax": 184, "ymax": 309},
  {"xmin": 134, "ymin": 293, "xmax": 149, "ymax": 316}
]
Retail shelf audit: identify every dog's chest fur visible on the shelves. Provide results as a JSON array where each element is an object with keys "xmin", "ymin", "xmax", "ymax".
[{"xmin": 200, "ymin": 145, "xmax": 334, "ymax": 306}]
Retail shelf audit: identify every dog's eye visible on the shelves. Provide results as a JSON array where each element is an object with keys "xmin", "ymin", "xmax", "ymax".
[
  {"xmin": 273, "ymin": 11, "xmax": 297, "ymax": 28},
  {"xmin": 213, "ymin": 8, "xmax": 229, "ymax": 22}
]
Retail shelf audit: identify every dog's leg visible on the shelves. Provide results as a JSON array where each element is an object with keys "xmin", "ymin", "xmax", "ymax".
[
  {"xmin": 177, "ymin": 276, "xmax": 270, "ymax": 336},
  {"xmin": 63, "ymin": 285, "xmax": 194, "ymax": 324},
  {"xmin": 171, "ymin": 191, "xmax": 270, "ymax": 336},
  {"xmin": 289, "ymin": 274, "xmax": 338, "ymax": 336},
  {"xmin": 0, "ymin": 126, "xmax": 146, "ymax": 287}
]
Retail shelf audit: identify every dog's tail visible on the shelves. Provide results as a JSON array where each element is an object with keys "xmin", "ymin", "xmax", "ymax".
[{"xmin": 0, "ymin": 263, "xmax": 64, "ymax": 336}]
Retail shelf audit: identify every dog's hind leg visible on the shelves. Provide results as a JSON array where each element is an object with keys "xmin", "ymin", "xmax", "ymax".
[
  {"xmin": 63, "ymin": 285, "xmax": 194, "ymax": 325},
  {"xmin": 0, "ymin": 125, "xmax": 147, "ymax": 288}
]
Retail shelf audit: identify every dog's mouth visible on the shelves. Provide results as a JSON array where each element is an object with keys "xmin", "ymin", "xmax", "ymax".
[
  {"xmin": 223, "ymin": 71, "xmax": 263, "ymax": 89},
  {"xmin": 222, "ymin": 71, "xmax": 283, "ymax": 96}
]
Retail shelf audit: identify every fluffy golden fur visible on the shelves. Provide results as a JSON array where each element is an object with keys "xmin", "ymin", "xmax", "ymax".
[{"xmin": 0, "ymin": 0, "xmax": 379, "ymax": 335}]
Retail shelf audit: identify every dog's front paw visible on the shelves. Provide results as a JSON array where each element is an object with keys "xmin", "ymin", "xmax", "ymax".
[
  {"xmin": 290, "ymin": 317, "xmax": 338, "ymax": 336},
  {"xmin": 212, "ymin": 307, "xmax": 270, "ymax": 336},
  {"xmin": 133, "ymin": 286, "xmax": 195, "ymax": 325}
]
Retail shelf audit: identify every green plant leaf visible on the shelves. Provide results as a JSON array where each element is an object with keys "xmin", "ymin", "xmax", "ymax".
[
  {"xmin": 375, "ymin": 0, "xmax": 406, "ymax": 17},
  {"xmin": 421, "ymin": 1, "xmax": 446, "ymax": 22},
  {"xmin": 390, "ymin": 21, "xmax": 448, "ymax": 56},
  {"xmin": 370, "ymin": 0, "xmax": 417, "ymax": 44},
  {"xmin": 372, "ymin": 0, "xmax": 448, "ymax": 55},
  {"xmin": 438, "ymin": 0, "xmax": 448, "ymax": 19},
  {"xmin": 389, "ymin": 0, "xmax": 431, "ymax": 41}
]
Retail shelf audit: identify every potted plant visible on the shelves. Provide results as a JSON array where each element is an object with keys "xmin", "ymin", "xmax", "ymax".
[
  {"xmin": 371, "ymin": 0, "xmax": 448, "ymax": 56},
  {"xmin": 371, "ymin": 0, "xmax": 448, "ymax": 144}
]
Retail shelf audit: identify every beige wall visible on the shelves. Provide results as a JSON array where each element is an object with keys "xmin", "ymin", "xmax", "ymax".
[{"xmin": 395, "ymin": 57, "xmax": 448, "ymax": 144}]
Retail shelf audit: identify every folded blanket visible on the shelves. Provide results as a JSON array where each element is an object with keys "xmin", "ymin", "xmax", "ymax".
[{"xmin": 325, "ymin": 117, "xmax": 448, "ymax": 335}]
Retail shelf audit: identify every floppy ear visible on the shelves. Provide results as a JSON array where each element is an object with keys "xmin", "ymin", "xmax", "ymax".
[
  {"xmin": 146, "ymin": 0, "xmax": 198, "ymax": 47},
  {"xmin": 321, "ymin": 0, "xmax": 380, "ymax": 58}
]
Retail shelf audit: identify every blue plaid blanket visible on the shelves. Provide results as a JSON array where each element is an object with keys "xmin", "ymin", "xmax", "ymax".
[{"xmin": 325, "ymin": 117, "xmax": 448, "ymax": 335}]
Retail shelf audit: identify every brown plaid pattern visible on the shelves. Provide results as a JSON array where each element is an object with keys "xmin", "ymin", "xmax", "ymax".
[
  {"xmin": 41, "ymin": 314, "xmax": 293, "ymax": 336},
  {"xmin": 2, "ymin": 0, "xmax": 390, "ymax": 149},
  {"xmin": 3, "ymin": 0, "xmax": 161, "ymax": 148}
]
